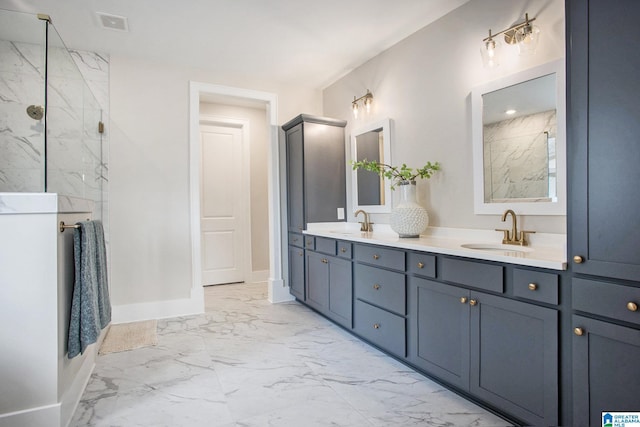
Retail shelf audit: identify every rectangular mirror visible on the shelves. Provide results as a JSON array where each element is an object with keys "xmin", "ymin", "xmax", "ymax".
[
  {"xmin": 351, "ymin": 118, "xmax": 393, "ymax": 213},
  {"xmin": 471, "ymin": 60, "xmax": 566, "ymax": 215}
]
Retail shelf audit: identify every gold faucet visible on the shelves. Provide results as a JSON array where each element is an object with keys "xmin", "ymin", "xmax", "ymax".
[
  {"xmin": 496, "ymin": 209, "xmax": 535, "ymax": 246},
  {"xmin": 354, "ymin": 209, "xmax": 373, "ymax": 232}
]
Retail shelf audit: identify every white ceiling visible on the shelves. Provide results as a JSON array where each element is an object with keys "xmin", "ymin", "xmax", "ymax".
[{"xmin": 0, "ymin": 0, "xmax": 469, "ymax": 89}]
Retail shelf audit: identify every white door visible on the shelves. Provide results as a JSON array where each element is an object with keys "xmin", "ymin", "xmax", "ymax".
[{"xmin": 200, "ymin": 123, "xmax": 246, "ymax": 285}]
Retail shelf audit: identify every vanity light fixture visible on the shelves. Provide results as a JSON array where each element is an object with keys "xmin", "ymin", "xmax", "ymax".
[
  {"xmin": 352, "ymin": 90, "xmax": 373, "ymax": 118},
  {"xmin": 481, "ymin": 13, "xmax": 540, "ymax": 67}
]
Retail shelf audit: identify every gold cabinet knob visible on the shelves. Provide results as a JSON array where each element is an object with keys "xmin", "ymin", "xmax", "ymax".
[
  {"xmin": 298, "ymin": 251, "xmax": 303, "ymax": 257},
  {"xmin": 340, "ymin": 247, "xmax": 347, "ymax": 253},
  {"xmin": 460, "ymin": 297, "xmax": 468, "ymax": 304},
  {"xmin": 321, "ymin": 258, "xmax": 328, "ymax": 264},
  {"xmin": 627, "ymin": 302, "xmax": 638, "ymax": 312},
  {"xmin": 373, "ymin": 254, "xmax": 380, "ymax": 260},
  {"xmin": 574, "ymin": 327, "xmax": 585, "ymax": 336},
  {"xmin": 373, "ymin": 323, "xmax": 380, "ymax": 329},
  {"xmin": 573, "ymin": 255, "xmax": 584, "ymax": 264},
  {"xmin": 417, "ymin": 262, "xmax": 425, "ymax": 269},
  {"xmin": 469, "ymin": 299, "xmax": 478, "ymax": 306},
  {"xmin": 292, "ymin": 237, "xmax": 299, "ymax": 242},
  {"xmin": 528, "ymin": 283, "xmax": 538, "ymax": 291},
  {"xmin": 373, "ymin": 284, "xmax": 381, "ymax": 290}
]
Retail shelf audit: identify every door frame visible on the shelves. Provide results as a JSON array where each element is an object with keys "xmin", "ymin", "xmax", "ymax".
[
  {"xmin": 199, "ymin": 116, "xmax": 251, "ymax": 285},
  {"xmin": 189, "ymin": 82, "xmax": 291, "ymax": 303}
]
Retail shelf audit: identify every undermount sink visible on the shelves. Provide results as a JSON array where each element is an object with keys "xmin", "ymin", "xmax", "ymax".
[{"xmin": 460, "ymin": 243, "xmax": 533, "ymax": 253}]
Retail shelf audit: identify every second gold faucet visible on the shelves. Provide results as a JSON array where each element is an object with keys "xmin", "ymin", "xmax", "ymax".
[{"xmin": 496, "ymin": 209, "xmax": 535, "ymax": 246}]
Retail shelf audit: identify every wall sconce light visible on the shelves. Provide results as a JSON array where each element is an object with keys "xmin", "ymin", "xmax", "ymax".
[
  {"xmin": 481, "ymin": 13, "xmax": 540, "ymax": 68},
  {"xmin": 352, "ymin": 90, "xmax": 373, "ymax": 118}
]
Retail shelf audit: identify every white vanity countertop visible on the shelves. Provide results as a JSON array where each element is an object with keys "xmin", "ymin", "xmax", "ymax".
[
  {"xmin": 304, "ymin": 223, "xmax": 567, "ymax": 271},
  {"xmin": 0, "ymin": 193, "xmax": 94, "ymax": 214}
]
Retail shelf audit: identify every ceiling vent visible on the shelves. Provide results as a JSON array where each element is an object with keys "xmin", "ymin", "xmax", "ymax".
[{"xmin": 96, "ymin": 12, "xmax": 129, "ymax": 32}]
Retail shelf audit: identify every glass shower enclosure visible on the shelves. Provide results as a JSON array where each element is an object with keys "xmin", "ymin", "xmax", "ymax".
[{"xmin": 0, "ymin": 8, "xmax": 107, "ymax": 221}]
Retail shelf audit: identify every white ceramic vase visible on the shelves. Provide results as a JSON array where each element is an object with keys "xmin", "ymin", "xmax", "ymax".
[{"xmin": 390, "ymin": 181, "xmax": 429, "ymax": 238}]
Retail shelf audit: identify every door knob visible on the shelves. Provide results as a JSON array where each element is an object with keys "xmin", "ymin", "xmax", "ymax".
[
  {"xmin": 573, "ymin": 255, "xmax": 584, "ymax": 264},
  {"xmin": 574, "ymin": 327, "xmax": 585, "ymax": 336}
]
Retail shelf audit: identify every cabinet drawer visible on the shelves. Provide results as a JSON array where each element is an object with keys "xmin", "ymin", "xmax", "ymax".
[
  {"xmin": 441, "ymin": 257, "xmax": 503, "ymax": 293},
  {"xmin": 513, "ymin": 268, "xmax": 559, "ymax": 305},
  {"xmin": 304, "ymin": 235, "xmax": 315, "ymax": 250},
  {"xmin": 354, "ymin": 244, "xmax": 405, "ymax": 271},
  {"xmin": 288, "ymin": 232, "xmax": 304, "ymax": 248},
  {"xmin": 354, "ymin": 264, "xmax": 406, "ymax": 315},
  {"xmin": 354, "ymin": 300, "xmax": 406, "ymax": 357},
  {"xmin": 336, "ymin": 241, "xmax": 352, "ymax": 259},
  {"xmin": 573, "ymin": 278, "xmax": 640, "ymax": 326},
  {"xmin": 315, "ymin": 237, "xmax": 336, "ymax": 255},
  {"xmin": 407, "ymin": 252, "xmax": 436, "ymax": 278}
]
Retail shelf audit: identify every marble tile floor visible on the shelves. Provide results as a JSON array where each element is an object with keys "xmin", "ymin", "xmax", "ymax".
[{"xmin": 71, "ymin": 282, "xmax": 513, "ymax": 427}]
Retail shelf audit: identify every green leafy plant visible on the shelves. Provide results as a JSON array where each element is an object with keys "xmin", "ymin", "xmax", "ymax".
[{"xmin": 351, "ymin": 160, "xmax": 441, "ymax": 189}]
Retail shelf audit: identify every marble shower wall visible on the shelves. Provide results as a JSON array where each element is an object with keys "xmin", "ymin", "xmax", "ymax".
[
  {"xmin": 483, "ymin": 110, "xmax": 556, "ymax": 202},
  {"xmin": 0, "ymin": 16, "xmax": 109, "ymax": 224}
]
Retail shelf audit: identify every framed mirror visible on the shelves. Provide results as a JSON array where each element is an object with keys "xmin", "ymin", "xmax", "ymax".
[
  {"xmin": 471, "ymin": 60, "xmax": 566, "ymax": 215},
  {"xmin": 351, "ymin": 118, "xmax": 393, "ymax": 213}
]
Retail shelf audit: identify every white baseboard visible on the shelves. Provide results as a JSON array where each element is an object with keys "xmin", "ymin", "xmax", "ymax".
[
  {"xmin": 0, "ymin": 402, "xmax": 60, "ymax": 427},
  {"xmin": 111, "ymin": 286, "xmax": 204, "ymax": 324},
  {"xmin": 268, "ymin": 278, "xmax": 294, "ymax": 303}
]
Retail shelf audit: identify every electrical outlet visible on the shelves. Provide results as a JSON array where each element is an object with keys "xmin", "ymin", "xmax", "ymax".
[{"xmin": 337, "ymin": 208, "xmax": 345, "ymax": 220}]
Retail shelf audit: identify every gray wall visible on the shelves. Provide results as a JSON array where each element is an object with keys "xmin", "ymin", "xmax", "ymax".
[{"xmin": 322, "ymin": 0, "xmax": 566, "ymax": 233}]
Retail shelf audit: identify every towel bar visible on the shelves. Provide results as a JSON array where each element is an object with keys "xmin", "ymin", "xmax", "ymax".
[{"xmin": 59, "ymin": 221, "xmax": 80, "ymax": 233}]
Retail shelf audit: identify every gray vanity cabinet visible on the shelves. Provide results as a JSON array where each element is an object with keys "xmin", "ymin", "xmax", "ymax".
[
  {"xmin": 568, "ymin": 1, "xmax": 640, "ymax": 424},
  {"xmin": 409, "ymin": 277, "xmax": 558, "ymax": 427},
  {"xmin": 282, "ymin": 114, "xmax": 347, "ymax": 232},
  {"xmin": 469, "ymin": 292, "xmax": 558, "ymax": 427},
  {"xmin": 305, "ymin": 237, "xmax": 353, "ymax": 329},
  {"xmin": 572, "ymin": 315, "xmax": 640, "ymax": 427},
  {"xmin": 409, "ymin": 277, "xmax": 470, "ymax": 390},
  {"xmin": 567, "ymin": 0, "xmax": 640, "ymax": 282},
  {"xmin": 288, "ymin": 232, "xmax": 306, "ymax": 301},
  {"xmin": 353, "ymin": 244, "xmax": 407, "ymax": 358}
]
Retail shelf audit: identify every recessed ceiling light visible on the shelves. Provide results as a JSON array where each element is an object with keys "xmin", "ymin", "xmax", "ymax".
[
  {"xmin": 505, "ymin": 109, "xmax": 517, "ymax": 115},
  {"xmin": 96, "ymin": 12, "xmax": 129, "ymax": 32}
]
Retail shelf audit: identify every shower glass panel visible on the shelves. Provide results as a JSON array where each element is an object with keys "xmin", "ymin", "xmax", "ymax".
[
  {"xmin": 0, "ymin": 9, "xmax": 104, "ymax": 212},
  {"xmin": 0, "ymin": 9, "xmax": 47, "ymax": 192},
  {"xmin": 46, "ymin": 21, "xmax": 104, "ymax": 203}
]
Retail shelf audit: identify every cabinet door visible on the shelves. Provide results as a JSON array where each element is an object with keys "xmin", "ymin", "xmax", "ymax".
[
  {"xmin": 408, "ymin": 278, "xmax": 470, "ymax": 390},
  {"xmin": 573, "ymin": 315, "xmax": 640, "ymax": 427},
  {"xmin": 288, "ymin": 246, "xmax": 305, "ymax": 300},
  {"xmin": 328, "ymin": 257, "xmax": 352, "ymax": 328},
  {"xmin": 568, "ymin": 0, "xmax": 640, "ymax": 281},
  {"xmin": 469, "ymin": 293, "xmax": 558, "ymax": 427},
  {"xmin": 306, "ymin": 251, "xmax": 329, "ymax": 311},
  {"xmin": 286, "ymin": 124, "xmax": 304, "ymax": 232},
  {"xmin": 303, "ymin": 122, "xmax": 346, "ymax": 223}
]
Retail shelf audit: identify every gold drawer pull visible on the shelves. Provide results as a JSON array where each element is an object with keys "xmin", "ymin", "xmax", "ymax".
[
  {"xmin": 417, "ymin": 262, "xmax": 425, "ymax": 269},
  {"xmin": 373, "ymin": 284, "xmax": 381, "ymax": 290},
  {"xmin": 469, "ymin": 299, "xmax": 478, "ymax": 306},
  {"xmin": 573, "ymin": 255, "xmax": 584, "ymax": 264},
  {"xmin": 340, "ymin": 247, "xmax": 347, "ymax": 253},
  {"xmin": 528, "ymin": 283, "xmax": 538, "ymax": 291},
  {"xmin": 574, "ymin": 327, "xmax": 584, "ymax": 336},
  {"xmin": 373, "ymin": 254, "xmax": 380, "ymax": 260},
  {"xmin": 627, "ymin": 302, "xmax": 638, "ymax": 312},
  {"xmin": 373, "ymin": 323, "xmax": 380, "ymax": 329},
  {"xmin": 460, "ymin": 297, "xmax": 468, "ymax": 304}
]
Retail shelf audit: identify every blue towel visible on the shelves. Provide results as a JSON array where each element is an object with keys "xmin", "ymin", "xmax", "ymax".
[{"xmin": 68, "ymin": 220, "xmax": 112, "ymax": 358}]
